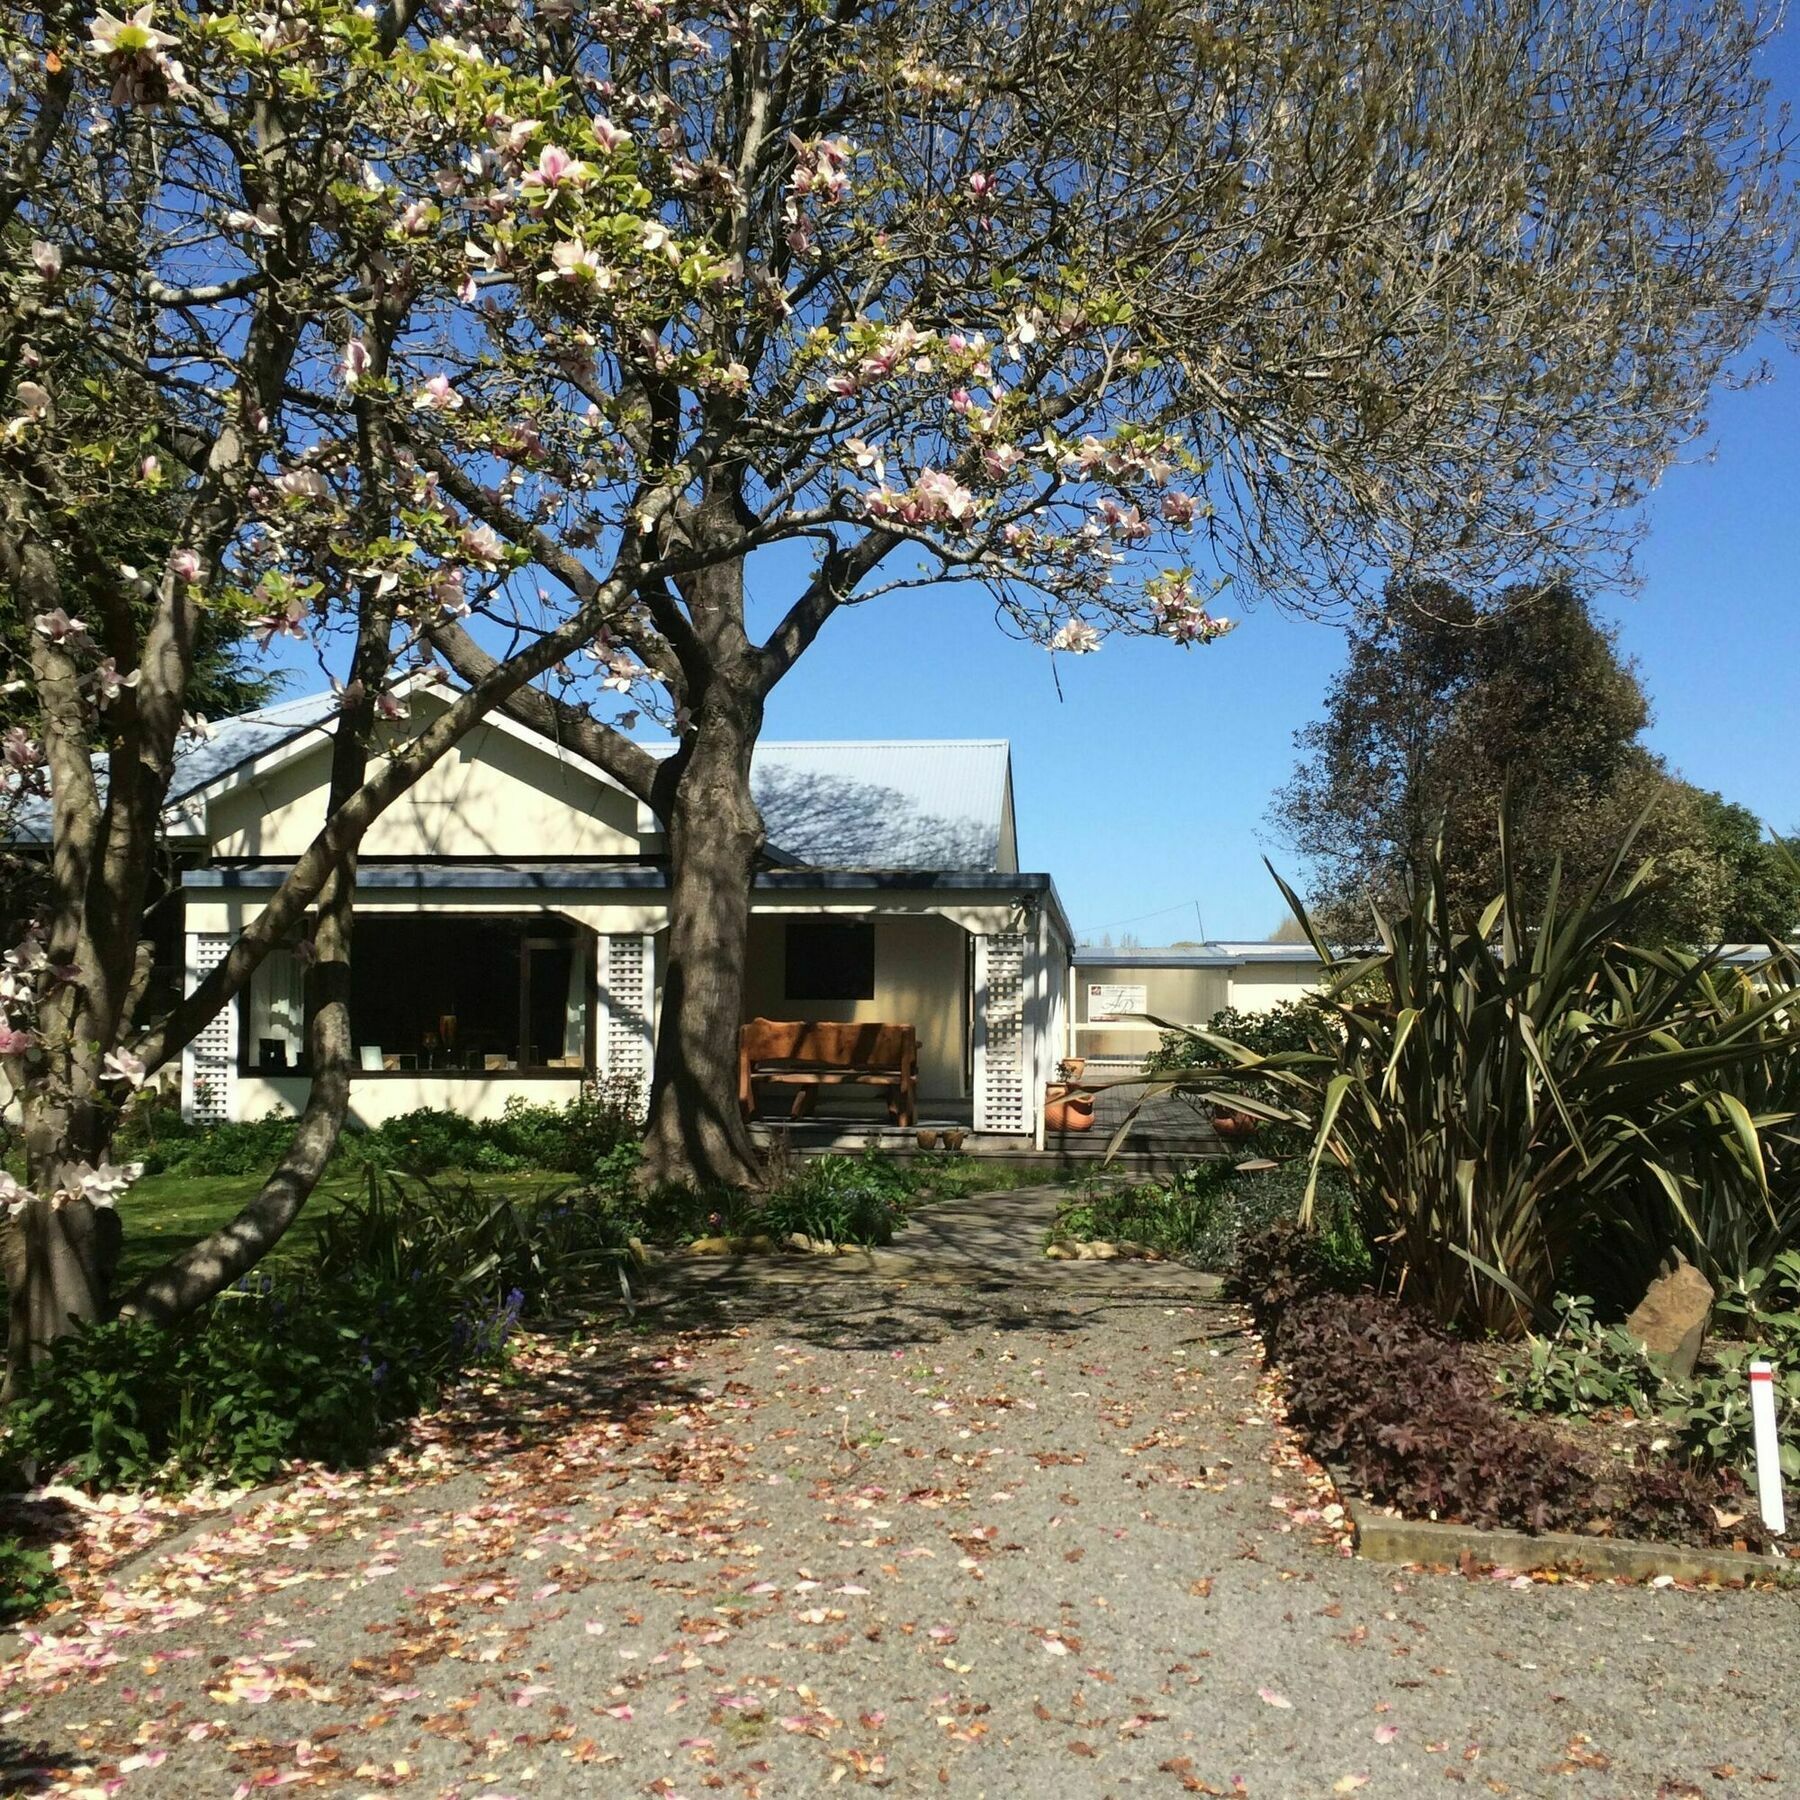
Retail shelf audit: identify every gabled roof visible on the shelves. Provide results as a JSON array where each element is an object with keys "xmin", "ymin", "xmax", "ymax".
[
  {"xmin": 14, "ymin": 687, "xmax": 1019, "ymax": 874},
  {"xmin": 7, "ymin": 689, "xmax": 342, "ymax": 843}
]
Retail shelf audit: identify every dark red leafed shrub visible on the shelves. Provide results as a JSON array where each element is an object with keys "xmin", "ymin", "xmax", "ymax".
[
  {"xmin": 1273, "ymin": 1291, "xmax": 1598, "ymax": 1534},
  {"xmin": 1618, "ymin": 1454, "xmax": 1770, "ymax": 1555},
  {"xmin": 1256, "ymin": 1286, "xmax": 1770, "ymax": 1550},
  {"xmin": 1224, "ymin": 1221, "xmax": 1355, "ymax": 1341}
]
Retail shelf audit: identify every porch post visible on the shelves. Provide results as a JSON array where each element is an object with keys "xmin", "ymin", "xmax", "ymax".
[
  {"xmin": 972, "ymin": 928, "xmax": 1029, "ymax": 1136},
  {"xmin": 598, "ymin": 932, "xmax": 656, "ymax": 1098},
  {"xmin": 180, "ymin": 930, "xmax": 238, "ymax": 1124}
]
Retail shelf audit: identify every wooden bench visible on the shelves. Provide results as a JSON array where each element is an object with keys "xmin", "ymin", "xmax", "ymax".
[{"xmin": 738, "ymin": 1018, "xmax": 918, "ymax": 1125}]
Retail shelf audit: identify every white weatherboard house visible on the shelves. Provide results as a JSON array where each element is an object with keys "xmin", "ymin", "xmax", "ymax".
[{"xmin": 165, "ymin": 686, "xmax": 1081, "ymax": 1146}]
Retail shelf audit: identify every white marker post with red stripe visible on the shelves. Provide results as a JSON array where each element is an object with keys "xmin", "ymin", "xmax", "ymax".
[{"xmin": 1749, "ymin": 1361, "xmax": 1785, "ymax": 1537}]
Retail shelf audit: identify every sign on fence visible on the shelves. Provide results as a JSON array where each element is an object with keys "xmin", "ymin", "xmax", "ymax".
[{"xmin": 1086, "ymin": 982, "xmax": 1148, "ymax": 1020}]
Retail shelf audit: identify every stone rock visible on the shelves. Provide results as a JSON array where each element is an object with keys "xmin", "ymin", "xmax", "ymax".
[
  {"xmin": 785, "ymin": 1232, "xmax": 813, "ymax": 1253},
  {"xmin": 687, "ymin": 1234, "xmax": 776, "ymax": 1256},
  {"xmin": 1625, "ymin": 1253, "xmax": 1714, "ymax": 1379},
  {"xmin": 1044, "ymin": 1240, "xmax": 1077, "ymax": 1261},
  {"xmin": 808, "ymin": 1238, "xmax": 841, "ymax": 1256},
  {"xmin": 1076, "ymin": 1240, "xmax": 1120, "ymax": 1261}
]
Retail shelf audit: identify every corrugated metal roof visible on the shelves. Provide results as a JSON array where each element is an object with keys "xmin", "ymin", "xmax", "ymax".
[
  {"xmin": 8, "ymin": 689, "xmax": 339, "ymax": 841},
  {"xmin": 748, "ymin": 740, "xmax": 1012, "ymax": 871},
  {"xmin": 1072, "ymin": 942, "xmax": 1324, "ymax": 968},
  {"xmin": 166, "ymin": 689, "xmax": 341, "ymax": 804}
]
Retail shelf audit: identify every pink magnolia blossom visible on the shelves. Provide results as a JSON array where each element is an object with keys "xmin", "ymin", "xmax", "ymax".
[
  {"xmin": 140, "ymin": 454, "xmax": 161, "ymax": 481},
  {"xmin": 91, "ymin": 658, "xmax": 141, "ymax": 705},
  {"xmin": 542, "ymin": 239, "xmax": 605, "ymax": 287},
  {"xmin": 253, "ymin": 599, "xmax": 308, "ymax": 650},
  {"xmin": 432, "ymin": 568, "xmax": 470, "ymax": 615},
  {"xmin": 273, "ymin": 467, "xmax": 330, "ymax": 501},
  {"xmin": 981, "ymin": 443, "xmax": 1022, "ymax": 481},
  {"xmin": 1162, "ymin": 492, "xmax": 1198, "ymax": 528},
  {"xmin": 104, "ymin": 1047, "xmax": 147, "ymax": 1087},
  {"xmin": 375, "ymin": 689, "xmax": 408, "ymax": 721},
  {"xmin": 910, "ymin": 468, "xmax": 976, "ymax": 523},
  {"xmin": 460, "ymin": 522, "xmax": 505, "ymax": 567},
  {"xmin": 0, "ymin": 1172, "xmax": 34, "ymax": 1216},
  {"xmin": 168, "ymin": 547, "xmax": 202, "ymax": 583},
  {"xmin": 396, "ymin": 199, "xmax": 433, "ymax": 236},
  {"xmin": 88, "ymin": 7, "xmax": 178, "ymax": 56},
  {"xmin": 1050, "ymin": 619, "xmax": 1100, "ymax": 654},
  {"xmin": 340, "ymin": 338, "xmax": 371, "ymax": 383},
  {"xmin": 15, "ymin": 380, "xmax": 51, "ymax": 421},
  {"xmin": 413, "ymin": 374, "xmax": 464, "ymax": 412},
  {"xmin": 967, "ymin": 170, "xmax": 993, "ymax": 199},
  {"xmin": 520, "ymin": 144, "xmax": 594, "ymax": 207},
  {"xmin": 592, "ymin": 117, "xmax": 632, "ymax": 154},
  {"xmin": 73, "ymin": 1160, "xmax": 142, "ymax": 1204},
  {"xmin": 3, "ymin": 726, "xmax": 43, "ymax": 772},
  {"xmin": 0, "ymin": 1026, "xmax": 34, "ymax": 1059},
  {"xmin": 33, "ymin": 608, "xmax": 86, "ymax": 644},
  {"xmin": 31, "ymin": 240, "xmax": 61, "ymax": 281}
]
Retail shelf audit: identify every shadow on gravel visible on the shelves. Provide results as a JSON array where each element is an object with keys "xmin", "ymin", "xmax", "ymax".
[
  {"xmin": 634, "ymin": 1272, "xmax": 1236, "ymax": 1358},
  {"xmin": 2, "ymin": 1728, "xmax": 81, "ymax": 1796}
]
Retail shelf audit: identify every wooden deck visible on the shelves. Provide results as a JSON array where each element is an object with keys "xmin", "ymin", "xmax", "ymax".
[{"xmin": 746, "ymin": 1068, "xmax": 1226, "ymax": 1174}]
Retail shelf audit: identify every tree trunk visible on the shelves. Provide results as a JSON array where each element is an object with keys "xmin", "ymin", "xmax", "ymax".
[
  {"xmin": 120, "ymin": 857, "xmax": 357, "ymax": 1324},
  {"xmin": 639, "ymin": 689, "xmax": 767, "ymax": 1192}
]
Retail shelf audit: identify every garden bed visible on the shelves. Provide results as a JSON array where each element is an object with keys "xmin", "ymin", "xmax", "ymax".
[{"xmin": 1231, "ymin": 1228, "xmax": 1790, "ymax": 1570}]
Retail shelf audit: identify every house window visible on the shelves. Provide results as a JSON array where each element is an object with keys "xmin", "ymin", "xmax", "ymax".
[
  {"xmin": 784, "ymin": 919, "xmax": 874, "ymax": 1001},
  {"xmin": 242, "ymin": 914, "xmax": 591, "ymax": 1075}
]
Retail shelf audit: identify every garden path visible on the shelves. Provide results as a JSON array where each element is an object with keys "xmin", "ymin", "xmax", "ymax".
[{"xmin": 4, "ymin": 1275, "xmax": 1795, "ymax": 1798}]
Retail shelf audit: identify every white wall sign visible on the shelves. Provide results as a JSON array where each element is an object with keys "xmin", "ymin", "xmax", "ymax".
[{"xmin": 1086, "ymin": 982, "xmax": 1148, "ymax": 1020}]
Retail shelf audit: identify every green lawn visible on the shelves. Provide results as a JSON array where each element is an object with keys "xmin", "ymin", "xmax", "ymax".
[
  {"xmin": 116, "ymin": 1168, "xmax": 575, "ymax": 1289},
  {"xmin": 115, "ymin": 1153, "xmax": 1063, "ymax": 1289}
]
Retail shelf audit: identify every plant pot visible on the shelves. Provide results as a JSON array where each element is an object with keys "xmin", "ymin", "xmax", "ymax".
[
  {"xmin": 1212, "ymin": 1109, "xmax": 1259, "ymax": 1139},
  {"xmin": 916, "ymin": 1129, "xmax": 940, "ymax": 1150},
  {"xmin": 941, "ymin": 1129, "xmax": 966, "ymax": 1152},
  {"xmin": 1058, "ymin": 1057, "xmax": 1087, "ymax": 1083},
  {"xmin": 1044, "ymin": 1083, "xmax": 1095, "ymax": 1133}
]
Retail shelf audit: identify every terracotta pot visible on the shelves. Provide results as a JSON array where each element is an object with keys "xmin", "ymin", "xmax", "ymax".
[
  {"xmin": 1044, "ymin": 1083, "xmax": 1096, "ymax": 1132},
  {"xmin": 1212, "ymin": 1109, "xmax": 1259, "ymax": 1139},
  {"xmin": 1058, "ymin": 1057, "xmax": 1087, "ymax": 1083},
  {"xmin": 941, "ymin": 1129, "xmax": 967, "ymax": 1152},
  {"xmin": 916, "ymin": 1129, "xmax": 940, "ymax": 1150}
]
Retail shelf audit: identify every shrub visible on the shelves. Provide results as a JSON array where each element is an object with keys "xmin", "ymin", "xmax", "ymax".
[
  {"xmin": 116, "ymin": 1103, "xmax": 301, "ymax": 1177},
  {"xmin": 1049, "ymin": 1162, "xmax": 1361, "ymax": 1268},
  {"xmin": 1498, "ymin": 1294, "xmax": 1664, "ymax": 1418},
  {"xmin": 2, "ymin": 1274, "xmax": 496, "ymax": 1490},
  {"xmin": 4, "ymin": 1162, "xmax": 642, "ymax": 1492},
  {"xmin": 0, "ymin": 1533, "xmax": 64, "ymax": 1626},
  {"xmin": 1226, "ymin": 1221, "xmax": 1367, "ymax": 1341},
  {"xmin": 117, "ymin": 1081, "xmax": 645, "ymax": 1182},
  {"xmin": 1155, "ymin": 825, "xmax": 1800, "ymax": 1334},
  {"xmin": 1267, "ymin": 1288, "xmax": 1768, "ymax": 1548},
  {"xmin": 758, "ymin": 1151, "xmax": 911, "ymax": 1245}
]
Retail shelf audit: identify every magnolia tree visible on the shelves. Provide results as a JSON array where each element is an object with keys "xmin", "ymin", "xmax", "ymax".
[
  {"xmin": 335, "ymin": 0, "xmax": 1798, "ymax": 1189},
  {"xmin": 0, "ymin": 0, "xmax": 680, "ymax": 1383}
]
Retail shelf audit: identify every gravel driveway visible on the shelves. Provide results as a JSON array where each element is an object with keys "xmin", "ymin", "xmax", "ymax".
[{"xmin": 4, "ymin": 1270, "xmax": 1794, "ymax": 1800}]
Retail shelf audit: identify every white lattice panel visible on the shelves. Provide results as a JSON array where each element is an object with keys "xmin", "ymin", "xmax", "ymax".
[
  {"xmin": 602, "ymin": 934, "xmax": 654, "ymax": 1080},
  {"xmin": 181, "ymin": 933, "xmax": 238, "ymax": 1124},
  {"xmin": 974, "ymin": 931, "xmax": 1028, "ymax": 1135}
]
